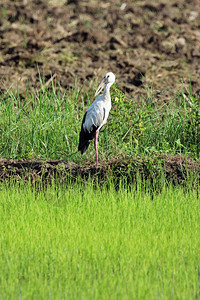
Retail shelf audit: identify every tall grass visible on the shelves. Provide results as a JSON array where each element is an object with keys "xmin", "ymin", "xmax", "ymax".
[
  {"xmin": 0, "ymin": 181, "xmax": 199, "ymax": 299},
  {"xmin": 0, "ymin": 80, "xmax": 199, "ymax": 162}
]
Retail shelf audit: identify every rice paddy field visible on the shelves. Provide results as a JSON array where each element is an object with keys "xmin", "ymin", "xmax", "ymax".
[{"xmin": 0, "ymin": 181, "xmax": 199, "ymax": 299}]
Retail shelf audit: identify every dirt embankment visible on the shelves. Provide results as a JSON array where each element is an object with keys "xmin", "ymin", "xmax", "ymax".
[{"xmin": 0, "ymin": 155, "xmax": 199, "ymax": 186}]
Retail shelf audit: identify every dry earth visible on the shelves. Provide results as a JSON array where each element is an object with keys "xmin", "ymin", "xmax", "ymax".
[{"xmin": 1, "ymin": 0, "xmax": 200, "ymax": 100}]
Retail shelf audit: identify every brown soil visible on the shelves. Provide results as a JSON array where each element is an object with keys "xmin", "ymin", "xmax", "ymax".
[
  {"xmin": 1, "ymin": 0, "xmax": 200, "ymax": 101},
  {"xmin": 0, "ymin": 155, "xmax": 199, "ymax": 186},
  {"xmin": 0, "ymin": 0, "xmax": 200, "ymax": 184}
]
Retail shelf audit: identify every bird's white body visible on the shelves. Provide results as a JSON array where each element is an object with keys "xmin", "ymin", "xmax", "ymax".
[
  {"xmin": 78, "ymin": 72, "xmax": 115, "ymax": 165},
  {"xmin": 83, "ymin": 89, "xmax": 111, "ymax": 133}
]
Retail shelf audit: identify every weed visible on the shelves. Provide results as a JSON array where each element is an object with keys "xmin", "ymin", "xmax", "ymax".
[{"xmin": 0, "ymin": 80, "xmax": 199, "ymax": 162}]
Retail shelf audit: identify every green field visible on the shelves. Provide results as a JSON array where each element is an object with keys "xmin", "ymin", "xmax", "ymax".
[{"xmin": 0, "ymin": 181, "xmax": 199, "ymax": 299}]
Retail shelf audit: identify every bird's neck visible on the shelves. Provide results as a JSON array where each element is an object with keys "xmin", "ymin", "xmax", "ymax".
[{"xmin": 103, "ymin": 83, "xmax": 112, "ymax": 102}]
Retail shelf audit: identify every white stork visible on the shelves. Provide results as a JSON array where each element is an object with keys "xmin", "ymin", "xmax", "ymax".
[{"xmin": 78, "ymin": 72, "xmax": 116, "ymax": 165}]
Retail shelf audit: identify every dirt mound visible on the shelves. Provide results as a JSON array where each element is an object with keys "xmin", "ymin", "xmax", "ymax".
[
  {"xmin": 1, "ymin": 0, "xmax": 200, "ymax": 101},
  {"xmin": 0, "ymin": 155, "xmax": 199, "ymax": 186}
]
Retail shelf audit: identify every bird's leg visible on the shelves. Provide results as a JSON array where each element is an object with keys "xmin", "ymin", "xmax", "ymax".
[{"xmin": 94, "ymin": 131, "xmax": 99, "ymax": 166}]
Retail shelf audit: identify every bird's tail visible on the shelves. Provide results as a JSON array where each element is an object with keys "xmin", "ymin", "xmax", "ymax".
[
  {"xmin": 78, "ymin": 125, "xmax": 90, "ymax": 154},
  {"xmin": 78, "ymin": 121, "xmax": 97, "ymax": 155},
  {"xmin": 78, "ymin": 140, "xmax": 90, "ymax": 154}
]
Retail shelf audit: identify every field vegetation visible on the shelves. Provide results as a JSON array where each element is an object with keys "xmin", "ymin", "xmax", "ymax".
[
  {"xmin": 0, "ymin": 81, "xmax": 199, "ymax": 163},
  {"xmin": 0, "ymin": 181, "xmax": 199, "ymax": 299}
]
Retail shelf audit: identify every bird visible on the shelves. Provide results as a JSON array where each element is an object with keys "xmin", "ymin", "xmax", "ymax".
[{"xmin": 78, "ymin": 72, "xmax": 116, "ymax": 166}]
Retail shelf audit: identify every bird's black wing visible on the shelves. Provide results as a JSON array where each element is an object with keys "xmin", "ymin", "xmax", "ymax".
[{"xmin": 78, "ymin": 112, "xmax": 99, "ymax": 154}]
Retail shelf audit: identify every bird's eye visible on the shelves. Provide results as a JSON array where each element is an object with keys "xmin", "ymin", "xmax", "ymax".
[{"xmin": 107, "ymin": 75, "xmax": 110, "ymax": 78}]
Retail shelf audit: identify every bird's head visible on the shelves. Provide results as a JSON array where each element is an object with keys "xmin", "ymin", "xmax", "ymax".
[{"xmin": 94, "ymin": 72, "xmax": 115, "ymax": 97}]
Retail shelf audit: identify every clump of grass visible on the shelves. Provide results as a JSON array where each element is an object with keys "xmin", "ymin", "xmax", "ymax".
[
  {"xmin": 0, "ymin": 79, "xmax": 199, "ymax": 162},
  {"xmin": 0, "ymin": 180, "xmax": 199, "ymax": 299},
  {"xmin": 0, "ymin": 80, "xmax": 81, "ymax": 160},
  {"xmin": 109, "ymin": 85, "xmax": 199, "ymax": 159}
]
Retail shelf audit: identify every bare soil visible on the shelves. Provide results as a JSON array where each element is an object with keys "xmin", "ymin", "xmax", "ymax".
[
  {"xmin": 0, "ymin": 155, "xmax": 199, "ymax": 186},
  {"xmin": 1, "ymin": 0, "xmax": 200, "ymax": 100},
  {"xmin": 0, "ymin": 0, "xmax": 200, "ymax": 183}
]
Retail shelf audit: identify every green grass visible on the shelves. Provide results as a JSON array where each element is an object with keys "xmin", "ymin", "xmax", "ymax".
[
  {"xmin": 0, "ymin": 80, "xmax": 199, "ymax": 162},
  {"xmin": 0, "ymin": 181, "xmax": 199, "ymax": 299}
]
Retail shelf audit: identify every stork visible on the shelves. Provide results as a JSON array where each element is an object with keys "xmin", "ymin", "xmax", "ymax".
[{"xmin": 78, "ymin": 72, "xmax": 116, "ymax": 166}]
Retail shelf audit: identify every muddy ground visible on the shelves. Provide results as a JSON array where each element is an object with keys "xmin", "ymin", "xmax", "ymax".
[{"xmin": 0, "ymin": 0, "xmax": 200, "ymax": 183}]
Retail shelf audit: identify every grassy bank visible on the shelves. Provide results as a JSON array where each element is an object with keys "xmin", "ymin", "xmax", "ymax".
[
  {"xmin": 0, "ymin": 181, "xmax": 199, "ymax": 299},
  {"xmin": 0, "ymin": 82, "xmax": 199, "ymax": 163}
]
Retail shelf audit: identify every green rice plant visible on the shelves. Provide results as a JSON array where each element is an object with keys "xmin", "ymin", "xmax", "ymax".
[{"xmin": 0, "ymin": 181, "xmax": 199, "ymax": 299}]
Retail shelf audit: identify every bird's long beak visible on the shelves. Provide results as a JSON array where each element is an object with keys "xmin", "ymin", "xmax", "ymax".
[{"xmin": 94, "ymin": 78, "xmax": 106, "ymax": 97}]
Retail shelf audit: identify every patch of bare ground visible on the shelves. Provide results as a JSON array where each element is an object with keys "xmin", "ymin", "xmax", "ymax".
[
  {"xmin": 0, "ymin": 0, "xmax": 200, "ymax": 102},
  {"xmin": 0, "ymin": 155, "xmax": 199, "ymax": 186}
]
